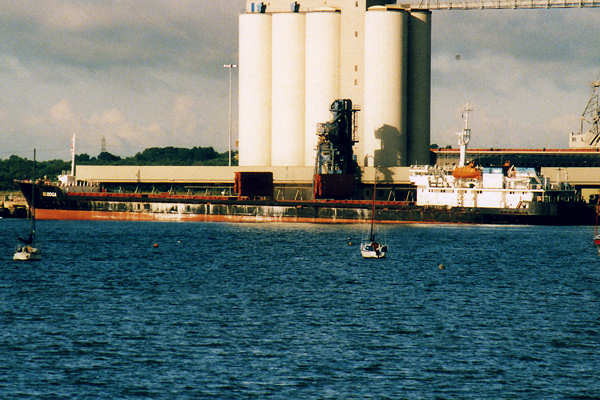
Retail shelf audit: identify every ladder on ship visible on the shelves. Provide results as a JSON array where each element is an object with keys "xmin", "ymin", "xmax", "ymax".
[{"xmin": 457, "ymin": 189, "xmax": 465, "ymax": 207}]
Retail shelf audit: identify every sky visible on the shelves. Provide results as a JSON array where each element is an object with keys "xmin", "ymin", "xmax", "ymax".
[{"xmin": 0, "ymin": 1, "xmax": 599, "ymax": 160}]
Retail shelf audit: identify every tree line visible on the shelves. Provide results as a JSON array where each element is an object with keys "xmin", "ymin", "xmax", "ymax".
[{"xmin": 0, "ymin": 146, "xmax": 235, "ymax": 191}]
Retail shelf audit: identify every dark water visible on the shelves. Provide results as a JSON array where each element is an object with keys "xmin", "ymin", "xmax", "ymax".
[{"xmin": 1, "ymin": 220, "xmax": 599, "ymax": 399}]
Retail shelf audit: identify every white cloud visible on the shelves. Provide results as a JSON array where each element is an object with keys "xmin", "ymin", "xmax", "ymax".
[
  {"xmin": 172, "ymin": 95, "xmax": 199, "ymax": 138},
  {"xmin": 0, "ymin": 1, "xmax": 598, "ymax": 160},
  {"xmin": 50, "ymin": 99, "xmax": 77, "ymax": 124},
  {"xmin": 430, "ymin": 11, "xmax": 599, "ymax": 150},
  {"xmin": 87, "ymin": 108, "xmax": 162, "ymax": 153},
  {"xmin": 1, "ymin": 0, "xmax": 243, "ymax": 73},
  {"xmin": 0, "ymin": 55, "xmax": 30, "ymax": 79},
  {"xmin": 90, "ymin": 108, "xmax": 126, "ymax": 126}
]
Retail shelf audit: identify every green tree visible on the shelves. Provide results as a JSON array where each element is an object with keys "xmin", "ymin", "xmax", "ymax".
[
  {"xmin": 0, "ymin": 146, "xmax": 235, "ymax": 189},
  {"xmin": 97, "ymin": 152, "xmax": 121, "ymax": 163}
]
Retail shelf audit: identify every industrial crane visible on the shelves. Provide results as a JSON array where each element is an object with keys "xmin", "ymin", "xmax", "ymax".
[{"xmin": 570, "ymin": 80, "xmax": 600, "ymax": 147}]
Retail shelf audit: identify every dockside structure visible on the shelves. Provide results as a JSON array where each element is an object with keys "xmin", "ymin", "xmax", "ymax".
[{"xmin": 239, "ymin": 1, "xmax": 431, "ymax": 168}]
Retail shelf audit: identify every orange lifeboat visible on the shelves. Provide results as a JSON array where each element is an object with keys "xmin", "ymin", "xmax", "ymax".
[{"xmin": 452, "ymin": 165, "xmax": 481, "ymax": 179}]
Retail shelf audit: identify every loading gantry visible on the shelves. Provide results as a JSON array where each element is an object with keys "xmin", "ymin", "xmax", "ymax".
[
  {"xmin": 314, "ymin": 99, "xmax": 358, "ymax": 176},
  {"xmin": 569, "ymin": 80, "xmax": 600, "ymax": 148}
]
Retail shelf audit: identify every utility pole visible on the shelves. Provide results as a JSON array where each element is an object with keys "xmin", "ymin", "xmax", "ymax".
[{"xmin": 224, "ymin": 64, "xmax": 237, "ymax": 166}]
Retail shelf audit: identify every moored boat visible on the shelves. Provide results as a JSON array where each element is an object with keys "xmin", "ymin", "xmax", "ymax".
[
  {"xmin": 13, "ymin": 244, "xmax": 41, "ymax": 261},
  {"xmin": 16, "ymin": 177, "xmax": 593, "ymax": 225},
  {"xmin": 360, "ymin": 166, "xmax": 387, "ymax": 259},
  {"xmin": 14, "ymin": 149, "xmax": 41, "ymax": 261}
]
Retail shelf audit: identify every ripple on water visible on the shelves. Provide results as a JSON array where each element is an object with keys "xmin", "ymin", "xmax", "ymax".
[{"xmin": 0, "ymin": 221, "xmax": 598, "ymax": 398}]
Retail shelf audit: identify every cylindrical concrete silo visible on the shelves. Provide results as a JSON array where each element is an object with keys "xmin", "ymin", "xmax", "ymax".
[
  {"xmin": 362, "ymin": 7, "xmax": 408, "ymax": 167},
  {"xmin": 271, "ymin": 12, "xmax": 306, "ymax": 166},
  {"xmin": 305, "ymin": 9, "xmax": 341, "ymax": 167},
  {"xmin": 238, "ymin": 13, "xmax": 272, "ymax": 166},
  {"xmin": 407, "ymin": 9, "xmax": 432, "ymax": 166}
]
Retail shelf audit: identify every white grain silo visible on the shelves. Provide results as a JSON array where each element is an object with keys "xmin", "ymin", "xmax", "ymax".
[
  {"xmin": 407, "ymin": 9, "xmax": 432, "ymax": 166},
  {"xmin": 304, "ymin": 8, "xmax": 341, "ymax": 167},
  {"xmin": 271, "ymin": 12, "xmax": 306, "ymax": 166},
  {"xmin": 238, "ymin": 12, "xmax": 272, "ymax": 166},
  {"xmin": 363, "ymin": 6, "xmax": 408, "ymax": 167}
]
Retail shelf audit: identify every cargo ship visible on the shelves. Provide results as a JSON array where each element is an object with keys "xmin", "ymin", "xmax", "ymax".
[
  {"xmin": 15, "ymin": 101, "xmax": 595, "ymax": 225},
  {"xmin": 15, "ymin": 166, "xmax": 594, "ymax": 225}
]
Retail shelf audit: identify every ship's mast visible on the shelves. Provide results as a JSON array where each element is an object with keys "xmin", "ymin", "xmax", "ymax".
[{"xmin": 457, "ymin": 103, "xmax": 473, "ymax": 167}]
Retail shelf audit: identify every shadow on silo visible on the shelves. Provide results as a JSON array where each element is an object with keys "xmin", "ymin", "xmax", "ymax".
[
  {"xmin": 379, "ymin": 123, "xmax": 406, "ymax": 165},
  {"xmin": 362, "ymin": 124, "xmax": 405, "ymax": 181}
]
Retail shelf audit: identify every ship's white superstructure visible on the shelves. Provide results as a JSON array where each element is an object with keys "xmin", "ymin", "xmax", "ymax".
[
  {"xmin": 410, "ymin": 104, "xmax": 580, "ymax": 210},
  {"xmin": 409, "ymin": 164, "xmax": 553, "ymax": 209}
]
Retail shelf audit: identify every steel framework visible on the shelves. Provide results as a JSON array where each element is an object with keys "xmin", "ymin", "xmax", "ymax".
[{"xmin": 410, "ymin": 0, "xmax": 600, "ymax": 9}]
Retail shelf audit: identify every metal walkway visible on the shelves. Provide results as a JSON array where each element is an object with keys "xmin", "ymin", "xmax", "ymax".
[{"xmin": 410, "ymin": 0, "xmax": 600, "ymax": 9}]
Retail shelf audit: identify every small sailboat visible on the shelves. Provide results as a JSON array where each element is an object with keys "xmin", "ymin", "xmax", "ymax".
[
  {"xmin": 14, "ymin": 149, "xmax": 41, "ymax": 261},
  {"xmin": 361, "ymin": 169, "xmax": 387, "ymax": 259}
]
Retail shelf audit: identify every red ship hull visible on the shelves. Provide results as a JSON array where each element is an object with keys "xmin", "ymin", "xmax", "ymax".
[{"xmin": 18, "ymin": 180, "xmax": 596, "ymax": 225}]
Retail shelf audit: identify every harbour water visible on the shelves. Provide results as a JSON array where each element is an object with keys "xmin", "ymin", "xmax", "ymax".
[{"xmin": 1, "ymin": 220, "xmax": 599, "ymax": 398}]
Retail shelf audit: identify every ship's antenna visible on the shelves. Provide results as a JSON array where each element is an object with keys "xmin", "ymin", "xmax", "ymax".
[{"xmin": 457, "ymin": 102, "xmax": 473, "ymax": 167}]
